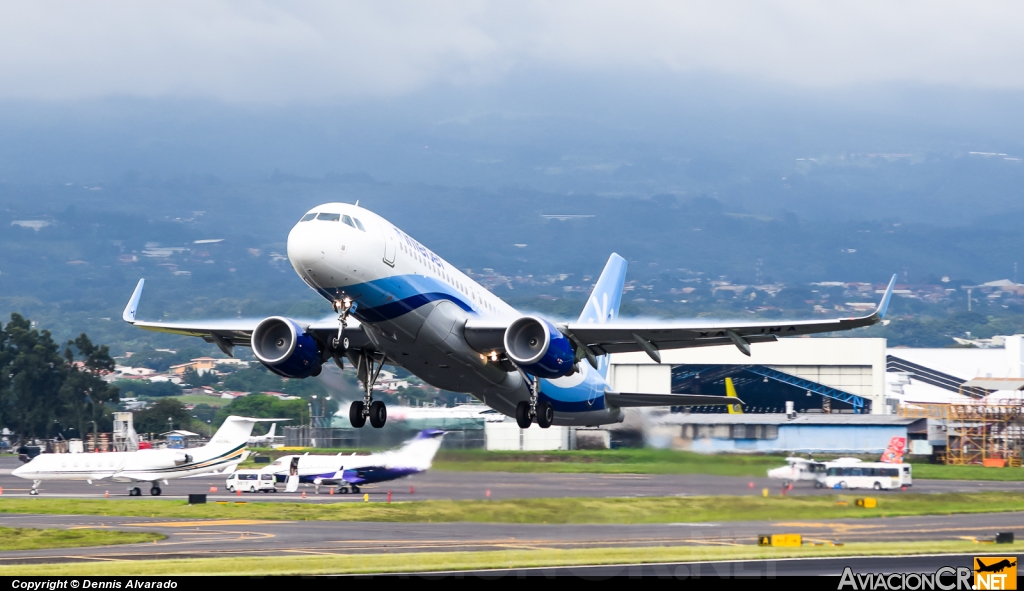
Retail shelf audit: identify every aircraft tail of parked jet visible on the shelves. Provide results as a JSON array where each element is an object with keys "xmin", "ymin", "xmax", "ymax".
[
  {"xmin": 725, "ymin": 377, "xmax": 743, "ymax": 415},
  {"xmin": 879, "ymin": 436, "xmax": 907, "ymax": 464}
]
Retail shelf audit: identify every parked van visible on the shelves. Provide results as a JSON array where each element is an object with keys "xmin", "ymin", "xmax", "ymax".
[{"xmin": 226, "ymin": 470, "xmax": 277, "ymax": 493}]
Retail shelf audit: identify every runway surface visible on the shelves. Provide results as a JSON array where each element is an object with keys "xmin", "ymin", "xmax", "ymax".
[
  {"xmin": 1, "ymin": 510, "xmax": 1021, "ymax": 565},
  {"xmin": 3, "ymin": 456, "xmax": 1024, "ymax": 502}
]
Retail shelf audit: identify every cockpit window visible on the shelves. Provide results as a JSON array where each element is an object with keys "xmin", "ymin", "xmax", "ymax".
[
  {"xmin": 342, "ymin": 215, "xmax": 356, "ymax": 228},
  {"xmin": 353, "ymin": 218, "xmax": 366, "ymax": 232},
  {"xmin": 317, "ymin": 213, "xmax": 341, "ymax": 221},
  {"xmin": 300, "ymin": 213, "xmax": 316, "ymax": 222}
]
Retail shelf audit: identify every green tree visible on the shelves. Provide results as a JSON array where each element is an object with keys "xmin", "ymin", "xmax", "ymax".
[
  {"xmin": 213, "ymin": 394, "xmax": 305, "ymax": 428},
  {"xmin": 134, "ymin": 399, "xmax": 193, "ymax": 435},
  {"xmin": 181, "ymin": 367, "xmax": 218, "ymax": 388},
  {"xmin": 59, "ymin": 333, "xmax": 119, "ymax": 437},
  {"xmin": 1, "ymin": 314, "xmax": 67, "ymax": 438}
]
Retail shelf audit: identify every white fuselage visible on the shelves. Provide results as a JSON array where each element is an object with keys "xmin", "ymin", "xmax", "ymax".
[
  {"xmin": 287, "ymin": 203, "xmax": 622, "ymax": 426},
  {"xmin": 12, "ymin": 443, "xmax": 247, "ymax": 483}
]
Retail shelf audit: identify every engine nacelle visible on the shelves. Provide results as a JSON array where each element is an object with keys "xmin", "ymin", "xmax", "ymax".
[
  {"xmin": 251, "ymin": 316, "xmax": 323, "ymax": 379},
  {"xmin": 503, "ymin": 316, "xmax": 576, "ymax": 378}
]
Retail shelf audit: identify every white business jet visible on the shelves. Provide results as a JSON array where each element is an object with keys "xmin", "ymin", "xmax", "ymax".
[
  {"xmin": 266, "ymin": 429, "xmax": 445, "ymax": 494},
  {"xmin": 123, "ymin": 203, "xmax": 895, "ymax": 429},
  {"xmin": 13, "ymin": 416, "xmax": 273, "ymax": 496}
]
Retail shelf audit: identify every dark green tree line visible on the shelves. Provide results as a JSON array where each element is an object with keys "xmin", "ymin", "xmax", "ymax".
[{"xmin": 0, "ymin": 314, "xmax": 119, "ymax": 439}]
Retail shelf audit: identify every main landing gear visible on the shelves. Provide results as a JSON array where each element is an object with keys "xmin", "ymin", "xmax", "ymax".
[
  {"xmin": 349, "ymin": 351, "xmax": 388, "ymax": 429},
  {"xmin": 514, "ymin": 370, "xmax": 552, "ymax": 429},
  {"xmin": 150, "ymin": 485, "xmax": 162, "ymax": 496},
  {"xmin": 30, "ymin": 480, "xmax": 41, "ymax": 495},
  {"xmin": 129, "ymin": 487, "xmax": 142, "ymax": 496}
]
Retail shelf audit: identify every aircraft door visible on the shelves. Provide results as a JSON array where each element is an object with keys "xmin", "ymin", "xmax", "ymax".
[
  {"xmin": 382, "ymin": 223, "xmax": 396, "ymax": 267},
  {"xmin": 289, "ymin": 457, "xmax": 299, "ymax": 476}
]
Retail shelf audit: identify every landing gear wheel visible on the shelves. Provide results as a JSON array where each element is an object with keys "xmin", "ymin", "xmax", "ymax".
[
  {"xmin": 130, "ymin": 487, "xmax": 142, "ymax": 497},
  {"xmin": 150, "ymin": 486, "xmax": 161, "ymax": 496},
  {"xmin": 515, "ymin": 401, "xmax": 532, "ymax": 429},
  {"xmin": 369, "ymin": 400, "xmax": 387, "ymax": 428},
  {"xmin": 29, "ymin": 489, "xmax": 38, "ymax": 496},
  {"xmin": 349, "ymin": 401, "xmax": 366, "ymax": 428},
  {"xmin": 351, "ymin": 485, "xmax": 361, "ymax": 494},
  {"xmin": 339, "ymin": 486, "xmax": 350, "ymax": 494},
  {"xmin": 536, "ymin": 400, "xmax": 553, "ymax": 429}
]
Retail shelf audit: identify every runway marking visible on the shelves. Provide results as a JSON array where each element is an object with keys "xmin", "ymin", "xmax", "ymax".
[{"xmin": 124, "ymin": 520, "xmax": 283, "ymax": 527}]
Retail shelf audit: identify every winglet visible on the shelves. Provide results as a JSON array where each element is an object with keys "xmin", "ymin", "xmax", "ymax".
[
  {"xmin": 874, "ymin": 274, "xmax": 897, "ymax": 320},
  {"xmin": 122, "ymin": 279, "xmax": 145, "ymax": 323}
]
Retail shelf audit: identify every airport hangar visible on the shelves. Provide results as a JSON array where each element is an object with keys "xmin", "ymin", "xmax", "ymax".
[{"xmin": 606, "ymin": 335, "xmax": 1024, "ymax": 455}]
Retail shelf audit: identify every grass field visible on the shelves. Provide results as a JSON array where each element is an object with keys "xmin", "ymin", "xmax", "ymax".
[
  {"xmin": 2, "ymin": 492, "xmax": 1023, "ymax": 524},
  {"xmin": 0, "ymin": 526, "xmax": 163, "ymax": 551},
  {"xmin": 0, "ymin": 541, "xmax": 989, "ymax": 576}
]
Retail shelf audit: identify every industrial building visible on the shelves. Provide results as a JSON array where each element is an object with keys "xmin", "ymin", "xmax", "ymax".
[{"xmin": 646, "ymin": 413, "xmax": 923, "ymax": 454}]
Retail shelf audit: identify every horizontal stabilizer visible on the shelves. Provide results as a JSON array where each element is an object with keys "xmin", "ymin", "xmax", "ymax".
[{"xmin": 605, "ymin": 391, "xmax": 743, "ymax": 408}]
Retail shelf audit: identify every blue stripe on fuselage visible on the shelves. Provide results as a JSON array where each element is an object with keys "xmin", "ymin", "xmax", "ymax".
[{"xmin": 314, "ymin": 274, "xmax": 476, "ymax": 322}]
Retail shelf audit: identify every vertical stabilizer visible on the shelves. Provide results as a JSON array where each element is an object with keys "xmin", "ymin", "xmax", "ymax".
[
  {"xmin": 725, "ymin": 377, "xmax": 743, "ymax": 414},
  {"xmin": 880, "ymin": 436, "xmax": 906, "ymax": 464},
  {"xmin": 578, "ymin": 253, "xmax": 628, "ymax": 378},
  {"xmin": 210, "ymin": 416, "xmax": 263, "ymax": 448},
  {"xmin": 267, "ymin": 423, "xmax": 276, "ymax": 438},
  {"xmin": 393, "ymin": 429, "xmax": 446, "ymax": 470}
]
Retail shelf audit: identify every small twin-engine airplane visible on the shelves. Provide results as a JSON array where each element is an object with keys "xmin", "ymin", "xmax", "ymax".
[
  {"xmin": 266, "ymin": 429, "xmax": 445, "ymax": 494},
  {"xmin": 123, "ymin": 203, "xmax": 895, "ymax": 430},
  {"xmin": 12, "ymin": 416, "xmax": 274, "ymax": 496}
]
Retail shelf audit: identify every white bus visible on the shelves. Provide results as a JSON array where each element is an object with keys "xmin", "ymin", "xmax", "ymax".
[{"xmin": 821, "ymin": 462, "xmax": 912, "ymax": 490}]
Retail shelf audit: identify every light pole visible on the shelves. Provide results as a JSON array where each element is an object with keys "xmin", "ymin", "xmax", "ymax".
[{"xmin": 167, "ymin": 417, "xmax": 173, "ymax": 434}]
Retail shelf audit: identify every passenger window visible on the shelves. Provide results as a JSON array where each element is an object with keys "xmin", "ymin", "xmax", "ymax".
[
  {"xmin": 300, "ymin": 213, "xmax": 316, "ymax": 222},
  {"xmin": 342, "ymin": 215, "xmax": 356, "ymax": 228},
  {"xmin": 353, "ymin": 218, "xmax": 366, "ymax": 231},
  {"xmin": 317, "ymin": 213, "xmax": 341, "ymax": 221}
]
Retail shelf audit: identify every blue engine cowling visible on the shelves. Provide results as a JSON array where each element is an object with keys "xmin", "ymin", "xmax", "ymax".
[
  {"xmin": 251, "ymin": 316, "xmax": 323, "ymax": 379},
  {"xmin": 503, "ymin": 316, "xmax": 576, "ymax": 378}
]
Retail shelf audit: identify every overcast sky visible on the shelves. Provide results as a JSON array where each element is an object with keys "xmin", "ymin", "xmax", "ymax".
[{"xmin": 2, "ymin": 1, "xmax": 1023, "ymax": 102}]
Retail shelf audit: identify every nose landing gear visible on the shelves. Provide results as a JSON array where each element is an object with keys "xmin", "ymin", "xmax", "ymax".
[{"xmin": 349, "ymin": 351, "xmax": 388, "ymax": 429}]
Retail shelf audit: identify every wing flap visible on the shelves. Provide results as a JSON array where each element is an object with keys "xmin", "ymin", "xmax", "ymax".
[{"xmin": 606, "ymin": 392, "xmax": 743, "ymax": 407}]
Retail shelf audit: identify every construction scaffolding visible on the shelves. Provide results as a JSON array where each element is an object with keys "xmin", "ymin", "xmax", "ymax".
[{"xmin": 899, "ymin": 402, "xmax": 1024, "ymax": 466}]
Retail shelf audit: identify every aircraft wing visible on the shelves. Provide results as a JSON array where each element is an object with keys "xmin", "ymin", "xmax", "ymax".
[
  {"xmin": 122, "ymin": 279, "xmax": 374, "ymax": 355},
  {"xmin": 604, "ymin": 392, "xmax": 741, "ymax": 407},
  {"xmin": 467, "ymin": 275, "xmax": 895, "ymax": 359}
]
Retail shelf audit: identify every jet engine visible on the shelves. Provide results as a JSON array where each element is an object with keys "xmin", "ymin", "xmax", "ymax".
[
  {"xmin": 251, "ymin": 316, "xmax": 323, "ymax": 379},
  {"xmin": 503, "ymin": 316, "xmax": 576, "ymax": 378}
]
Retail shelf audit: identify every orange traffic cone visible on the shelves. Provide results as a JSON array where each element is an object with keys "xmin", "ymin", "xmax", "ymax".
[
  {"xmin": 209, "ymin": 487, "xmax": 217, "ymax": 493},
  {"xmin": 329, "ymin": 487, "xmax": 334, "ymax": 495},
  {"xmin": 301, "ymin": 491, "xmax": 306, "ymax": 498},
  {"xmin": 410, "ymin": 486, "xmax": 415, "ymax": 494},
  {"xmin": 104, "ymin": 491, "xmax": 109, "ymax": 498},
  {"xmin": 236, "ymin": 488, "xmax": 241, "ymax": 496}
]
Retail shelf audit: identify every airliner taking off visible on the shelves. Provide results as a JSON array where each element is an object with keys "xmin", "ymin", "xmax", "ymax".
[{"xmin": 124, "ymin": 203, "xmax": 895, "ymax": 429}]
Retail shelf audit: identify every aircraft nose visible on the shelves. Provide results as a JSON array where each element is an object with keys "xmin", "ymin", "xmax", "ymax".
[
  {"xmin": 287, "ymin": 223, "xmax": 326, "ymax": 274},
  {"xmin": 11, "ymin": 463, "xmax": 28, "ymax": 478}
]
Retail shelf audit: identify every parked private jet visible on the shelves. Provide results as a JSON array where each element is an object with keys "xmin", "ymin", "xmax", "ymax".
[
  {"xmin": 12, "ymin": 416, "xmax": 274, "ymax": 496},
  {"xmin": 123, "ymin": 203, "xmax": 895, "ymax": 430},
  {"xmin": 266, "ymin": 429, "xmax": 445, "ymax": 494}
]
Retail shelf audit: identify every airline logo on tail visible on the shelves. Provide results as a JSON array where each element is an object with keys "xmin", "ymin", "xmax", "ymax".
[
  {"xmin": 725, "ymin": 377, "xmax": 742, "ymax": 414},
  {"xmin": 880, "ymin": 436, "xmax": 906, "ymax": 464}
]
